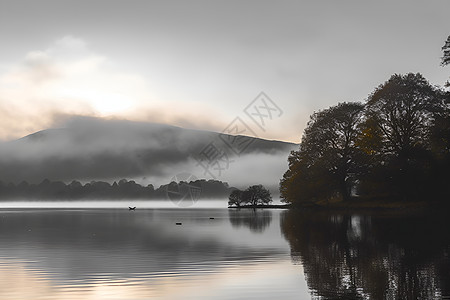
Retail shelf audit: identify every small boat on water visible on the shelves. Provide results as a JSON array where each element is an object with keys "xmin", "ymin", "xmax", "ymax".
[{"xmin": 129, "ymin": 207, "xmax": 136, "ymax": 210}]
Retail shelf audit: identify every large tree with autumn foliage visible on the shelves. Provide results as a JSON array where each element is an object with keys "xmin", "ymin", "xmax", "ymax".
[
  {"xmin": 358, "ymin": 73, "xmax": 445, "ymax": 199},
  {"xmin": 281, "ymin": 73, "xmax": 449, "ymax": 205},
  {"xmin": 280, "ymin": 102, "xmax": 364, "ymax": 204}
]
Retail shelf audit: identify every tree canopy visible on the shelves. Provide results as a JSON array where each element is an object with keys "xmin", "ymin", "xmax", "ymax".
[
  {"xmin": 0, "ymin": 178, "xmax": 233, "ymax": 200},
  {"xmin": 280, "ymin": 102, "xmax": 364, "ymax": 203},
  {"xmin": 365, "ymin": 73, "xmax": 442, "ymax": 157},
  {"xmin": 443, "ymin": 35, "xmax": 450, "ymax": 87},
  {"xmin": 280, "ymin": 73, "xmax": 450, "ymax": 205},
  {"xmin": 442, "ymin": 35, "xmax": 450, "ymax": 66},
  {"xmin": 228, "ymin": 185, "xmax": 272, "ymax": 207}
]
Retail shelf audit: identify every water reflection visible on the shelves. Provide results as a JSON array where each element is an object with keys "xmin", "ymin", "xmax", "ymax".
[
  {"xmin": 281, "ymin": 210, "xmax": 450, "ymax": 299},
  {"xmin": 0, "ymin": 208, "xmax": 308, "ymax": 299},
  {"xmin": 0, "ymin": 209, "xmax": 278, "ymax": 281},
  {"xmin": 228, "ymin": 209, "xmax": 273, "ymax": 233}
]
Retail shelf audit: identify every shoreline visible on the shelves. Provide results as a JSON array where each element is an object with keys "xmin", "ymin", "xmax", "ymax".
[
  {"xmin": 228, "ymin": 204, "xmax": 291, "ymax": 209},
  {"xmin": 228, "ymin": 199, "xmax": 450, "ymax": 214}
]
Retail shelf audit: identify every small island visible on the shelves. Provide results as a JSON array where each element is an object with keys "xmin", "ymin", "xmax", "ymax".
[{"xmin": 227, "ymin": 184, "xmax": 290, "ymax": 209}]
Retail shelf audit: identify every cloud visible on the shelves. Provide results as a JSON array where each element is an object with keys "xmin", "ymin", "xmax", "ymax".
[
  {"xmin": 0, "ymin": 36, "xmax": 228, "ymax": 141},
  {"xmin": 52, "ymin": 35, "xmax": 88, "ymax": 54},
  {"xmin": 0, "ymin": 36, "xmax": 99, "ymax": 139}
]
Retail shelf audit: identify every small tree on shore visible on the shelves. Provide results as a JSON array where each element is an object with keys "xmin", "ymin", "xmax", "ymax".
[
  {"xmin": 228, "ymin": 189, "xmax": 243, "ymax": 207},
  {"xmin": 228, "ymin": 185, "xmax": 272, "ymax": 207},
  {"xmin": 243, "ymin": 185, "xmax": 272, "ymax": 206}
]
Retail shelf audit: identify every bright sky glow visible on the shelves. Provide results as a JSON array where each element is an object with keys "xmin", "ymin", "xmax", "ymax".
[{"xmin": 0, "ymin": 1, "xmax": 449, "ymax": 142}]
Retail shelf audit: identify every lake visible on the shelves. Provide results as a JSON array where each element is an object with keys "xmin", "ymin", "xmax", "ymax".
[{"xmin": 0, "ymin": 203, "xmax": 449, "ymax": 299}]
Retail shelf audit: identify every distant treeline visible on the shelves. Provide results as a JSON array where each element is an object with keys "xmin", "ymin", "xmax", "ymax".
[
  {"xmin": 0, "ymin": 178, "xmax": 233, "ymax": 200},
  {"xmin": 280, "ymin": 72, "xmax": 450, "ymax": 206}
]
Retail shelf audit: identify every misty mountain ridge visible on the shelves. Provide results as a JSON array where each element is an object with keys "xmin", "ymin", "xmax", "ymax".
[{"xmin": 0, "ymin": 117, "xmax": 297, "ymax": 186}]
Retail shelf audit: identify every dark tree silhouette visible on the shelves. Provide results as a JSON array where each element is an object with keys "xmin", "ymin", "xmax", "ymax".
[
  {"xmin": 361, "ymin": 73, "xmax": 445, "ymax": 199},
  {"xmin": 280, "ymin": 73, "xmax": 449, "ymax": 205},
  {"xmin": 243, "ymin": 185, "xmax": 272, "ymax": 206},
  {"xmin": 365, "ymin": 73, "xmax": 441, "ymax": 157},
  {"xmin": 442, "ymin": 35, "xmax": 450, "ymax": 87},
  {"xmin": 228, "ymin": 189, "xmax": 243, "ymax": 207},
  {"xmin": 228, "ymin": 185, "xmax": 272, "ymax": 207},
  {"xmin": 280, "ymin": 102, "xmax": 364, "ymax": 204},
  {"xmin": 0, "ymin": 178, "xmax": 234, "ymax": 201},
  {"xmin": 442, "ymin": 35, "xmax": 450, "ymax": 66}
]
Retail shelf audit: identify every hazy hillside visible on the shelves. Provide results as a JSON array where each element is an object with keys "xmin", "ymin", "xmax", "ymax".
[{"xmin": 0, "ymin": 117, "xmax": 297, "ymax": 190}]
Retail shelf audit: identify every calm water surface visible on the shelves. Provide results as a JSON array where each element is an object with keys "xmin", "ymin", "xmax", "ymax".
[
  {"xmin": 0, "ymin": 203, "xmax": 449, "ymax": 299},
  {"xmin": 0, "ymin": 205, "xmax": 309, "ymax": 300}
]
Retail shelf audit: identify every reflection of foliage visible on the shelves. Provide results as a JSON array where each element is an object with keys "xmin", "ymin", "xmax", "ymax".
[
  {"xmin": 228, "ymin": 209, "xmax": 272, "ymax": 233},
  {"xmin": 281, "ymin": 210, "xmax": 450, "ymax": 299}
]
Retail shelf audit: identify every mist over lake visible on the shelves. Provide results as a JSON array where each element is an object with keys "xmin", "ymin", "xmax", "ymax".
[
  {"xmin": 1, "ymin": 0, "xmax": 449, "ymax": 298},
  {"xmin": 0, "ymin": 118, "xmax": 296, "ymax": 192}
]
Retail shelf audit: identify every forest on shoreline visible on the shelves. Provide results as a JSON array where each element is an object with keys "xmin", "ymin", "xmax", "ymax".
[
  {"xmin": 280, "ymin": 36, "xmax": 450, "ymax": 208},
  {"xmin": 0, "ymin": 178, "xmax": 233, "ymax": 201}
]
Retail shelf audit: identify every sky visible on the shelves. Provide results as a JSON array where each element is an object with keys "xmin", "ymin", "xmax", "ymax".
[{"xmin": 0, "ymin": 0, "xmax": 449, "ymax": 143}]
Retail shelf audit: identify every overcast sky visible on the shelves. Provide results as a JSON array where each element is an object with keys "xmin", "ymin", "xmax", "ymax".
[{"xmin": 0, "ymin": 0, "xmax": 449, "ymax": 142}]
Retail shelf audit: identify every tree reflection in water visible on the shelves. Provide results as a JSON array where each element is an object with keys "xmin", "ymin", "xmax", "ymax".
[
  {"xmin": 228, "ymin": 209, "xmax": 272, "ymax": 233},
  {"xmin": 281, "ymin": 210, "xmax": 450, "ymax": 299}
]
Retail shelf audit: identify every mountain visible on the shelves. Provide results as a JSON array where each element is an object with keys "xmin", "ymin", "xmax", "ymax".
[{"xmin": 0, "ymin": 117, "xmax": 298, "ymax": 189}]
